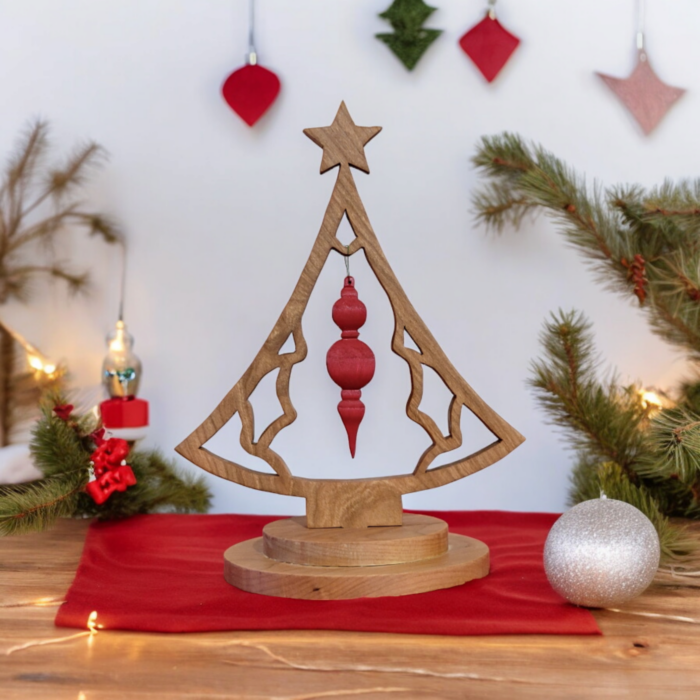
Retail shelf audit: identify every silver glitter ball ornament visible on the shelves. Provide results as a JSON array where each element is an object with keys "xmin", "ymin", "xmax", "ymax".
[{"xmin": 544, "ymin": 497, "xmax": 660, "ymax": 608}]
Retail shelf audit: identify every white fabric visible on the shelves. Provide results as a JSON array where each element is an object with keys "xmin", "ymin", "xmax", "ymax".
[{"xmin": 0, "ymin": 444, "xmax": 43, "ymax": 484}]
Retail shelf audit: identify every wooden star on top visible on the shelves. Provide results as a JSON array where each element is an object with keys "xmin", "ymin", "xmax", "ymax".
[
  {"xmin": 304, "ymin": 102, "xmax": 382, "ymax": 174},
  {"xmin": 597, "ymin": 50, "xmax": 685, "ymax": 136}
]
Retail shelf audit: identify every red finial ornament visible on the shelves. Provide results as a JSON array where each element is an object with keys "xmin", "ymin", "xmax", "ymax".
[{"xmin": 326, "ymin": 276, "xmax": 376, "ymax": 457}]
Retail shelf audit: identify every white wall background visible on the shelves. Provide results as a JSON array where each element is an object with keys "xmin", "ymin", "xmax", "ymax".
[{"xmin": 0, "ymin": 0, "xmax": 697, "ymax": 516}]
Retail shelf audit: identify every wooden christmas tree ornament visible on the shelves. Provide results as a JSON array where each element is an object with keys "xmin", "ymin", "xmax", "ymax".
[{"xmin": 176, "ymin": 102, "xmax": 524, "ymax": 600}]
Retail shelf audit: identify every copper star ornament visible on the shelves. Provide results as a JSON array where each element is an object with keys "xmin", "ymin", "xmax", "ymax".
[
  {"xmin": 597, "ymin": 50, "xmax": 686, "ymax": 136},
  {"xmin": 304, "ymin": 102, "xmax": 382, "ymax": 174}
]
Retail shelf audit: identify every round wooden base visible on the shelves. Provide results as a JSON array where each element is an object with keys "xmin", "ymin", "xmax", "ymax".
[
  {"xmin": 224, "ymin": 515, "xmax": 489, "ymax": 600},
  {"xmin": 262, "ymin": 513, "xmax": 448, "ymax": 566}
]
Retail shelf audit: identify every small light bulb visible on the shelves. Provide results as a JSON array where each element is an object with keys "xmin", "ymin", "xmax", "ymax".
[
  {"xmin": 640, "ymin": 388, "xmax": 673, "ymax": 414},
  {"xmin": 641, "ymin": 391, "xmax": 662, "ymax": 409},
  {"xmin": 28, "ymin": 355, "xmax": 43, "ymax": 371}
]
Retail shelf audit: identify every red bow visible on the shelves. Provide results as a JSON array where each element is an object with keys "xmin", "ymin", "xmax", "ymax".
[
  {"xmin": 85, "ymin": 464, "xmax": 137, "ymax": 505},
  {"xmin": 90, "ymin": 438, "xmax": 130, "ymax": 477},
  {"xmin": 86, "ymin": 437, "xmax": 137, "ymax": 503}
]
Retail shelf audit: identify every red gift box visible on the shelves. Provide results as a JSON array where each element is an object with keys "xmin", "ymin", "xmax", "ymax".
[{"xmin": 100, "ymin": 397, "xmax": 149, "ymax": 429}]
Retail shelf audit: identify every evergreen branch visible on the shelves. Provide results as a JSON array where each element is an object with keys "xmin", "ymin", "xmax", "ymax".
[
  {"xmin": 44, "ymin": 142, "xmax": 104, "ymax": 199},
  {"xmin": 4, "ymin": 395, "xmax": 213, "ymax": 535},
  {"xmin": 1, "ymin": 121, "xmax": 49, "ymax": 222},
  {"xmin": 7, "ymin": 206, "xmax": 81, "ymax": 251},
  {"xmin": 529, "ymin": 310, "xmax": 649, "ymax": 473},
  {"xmin": 646, "ymin": 409, "xmax": 700, "ymax": 482},
  {"xmin": 472, "ymin": 134, "xmax": 700, "ymax": 357},
  {"xmin": 0, "ymin": 472, "xmax": 87, "ymax": 536},
  {"xmin": 472, "ymin": 134, "xmax": 634, "ymax": 294},
  {"xmin": 0, "ymin": 120, "xmax": 120, "ymax": 304},
  {"xmin": 30, "ymin": 403, "xmax": 92, "ymax": 477}
]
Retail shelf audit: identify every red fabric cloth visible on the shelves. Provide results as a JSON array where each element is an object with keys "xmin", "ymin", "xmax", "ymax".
[{"xmin": 55, "ymin": 511, "xmax": 600, "ymax": 636}]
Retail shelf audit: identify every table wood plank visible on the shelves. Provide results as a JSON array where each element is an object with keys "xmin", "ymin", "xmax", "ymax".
[{"xmin": 1, "ymin": 519, "xmax": 699, "ymax": 699}]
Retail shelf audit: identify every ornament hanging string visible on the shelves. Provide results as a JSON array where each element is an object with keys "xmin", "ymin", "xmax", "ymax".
[
  {"xmin": 345, "ymin": 245, "xmax": 351, "ymax": 277},
  {"xmin": 117, "ymin": 241, "xmax": 127, "ymax": 323},
  {"xmin": 221, "ymin": 0, "xmax": 280, "ymax": 126},
  {"xmin": 488, "ymin": 0, "xmax": 496, "ymax": 20},
  {"xmin": 246, "ymin": 0, "xmax": 257, "ymax": 65}
]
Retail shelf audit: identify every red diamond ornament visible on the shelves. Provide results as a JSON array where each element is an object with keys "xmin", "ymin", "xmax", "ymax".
[
  {"xmin": 222, "ymin": 64, "xmax": 281, "ymax": 127},
  {"xmin": 459, "ymin": 14, "xmax": 520, "ymax": 83}
]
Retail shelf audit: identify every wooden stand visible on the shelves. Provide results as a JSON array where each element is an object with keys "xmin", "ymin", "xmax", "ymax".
[{"xmin": 224, "ymin": 514, "xmax": 489, "ymax": 600}]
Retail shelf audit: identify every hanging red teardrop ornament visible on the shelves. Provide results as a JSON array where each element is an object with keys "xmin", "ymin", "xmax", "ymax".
[
  {"xmin": 326, "ymin": 276, "xmax": 375, "ymax": 457},
  {"xmin": 221, "ymin": 0, "xmax": 281, "ymax": 127},
  {"xmin": 222, "ymin": 64, "xmax": 281, "ymax": 127}
]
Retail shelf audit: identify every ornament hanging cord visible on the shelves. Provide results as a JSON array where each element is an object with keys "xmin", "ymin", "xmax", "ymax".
[
  {"xmin": 344, "ymin": 244, "xmax": 351, "ymax": 277},
  {"xmin": 117, "ymin": 242, "xmax": 127, "ymax": 322},
  {"xmin": 247, "ymin": 0, "xmax": 257, "ymax": 65},
  {"xmin": 488, "ymin": 0, "xmax": 497, "ymax": 20}
]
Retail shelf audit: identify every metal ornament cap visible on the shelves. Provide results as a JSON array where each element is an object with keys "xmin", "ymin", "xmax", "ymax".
[{"xmin": 544, "ymin": 497, "xmax": 660, "ymax": 608}]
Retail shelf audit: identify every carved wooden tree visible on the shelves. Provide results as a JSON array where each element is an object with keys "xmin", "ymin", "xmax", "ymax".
[{"xmin": 177, "ymin": 103, "xmax": 524, "ymax": 599}]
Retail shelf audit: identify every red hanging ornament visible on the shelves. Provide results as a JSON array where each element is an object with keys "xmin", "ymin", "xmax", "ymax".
[
  {"xmin": 326, "ymin": 276, "xmax": 376, "ymax": 458},
  {"xmin": 459, "ymin": 3, "xmax": 520, "ymax": 83},
  {"xmin": 221, "ymin": 0, "xmax": 280, "ymax": 127},
  {"xmin": 222, "ymin": 64, "xmax": 280, "ymax": 127}
]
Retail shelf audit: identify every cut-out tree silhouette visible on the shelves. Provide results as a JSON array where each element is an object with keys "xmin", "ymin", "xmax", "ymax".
[
  {"xmin": 176, "ymin": 102, "xmax": 524, "ymax": 528},
  {"xmin": 376, "ymin": 0, "xmax": 443, "ymax": 71}
]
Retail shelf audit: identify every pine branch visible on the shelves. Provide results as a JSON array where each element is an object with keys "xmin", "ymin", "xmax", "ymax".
[
  {"xmin": 1, "ymin": 121, "xmax": 49, "ymax": 215},
  {"xmin": 529, "ymin": 310, "xmax": 649, "ymax": 473},
  {"xmin": 0, "ymin": 472, "xmax": 87, "ymax": 536},
  {"xmin": 0, "ymin": 120, "xmax": 120, "ymax": 304},
  {"xmin": 30, "ymin": 402, "xmax": 92, "ymax": 477},
  {"xmin": 44, "ymin": 142, "xmax": 104, "ymax": 200},
  {"xmin": 472, "ymin": 133, "xmax": 700, "ymax": 358},
  {"xmin": 645, "ymin": 409, "xmax": 700, "ymax": 482}
]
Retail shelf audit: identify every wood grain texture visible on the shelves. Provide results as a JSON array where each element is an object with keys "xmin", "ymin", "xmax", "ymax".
[
  {"xmin": 176, "ymin": 102, "xmax": 525, "ymax": 529},
  {"xmin": 3, "ymin": 520, "xmax": 700, "ymax": 699},
  {"xmin": 262, "ymin": 514, "xmax": 448, "ymax": 567},
  {"xmin": 225, "ymin": 533, "xmax": 489, "ymax": 600}
]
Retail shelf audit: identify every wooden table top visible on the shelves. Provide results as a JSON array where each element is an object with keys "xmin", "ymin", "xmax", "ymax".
[{"xmin": 1, "ymin": 519, "xmax": 699, "ymax": 699}]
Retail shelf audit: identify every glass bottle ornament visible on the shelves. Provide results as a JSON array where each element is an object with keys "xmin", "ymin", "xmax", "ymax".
[
  {"xmin": 99, "ymin": 318, "xmax": 149, "ymax": 441},
  {"xmin": 102, "ymin": 319, "xmax": 142, "ymax": 398}
]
